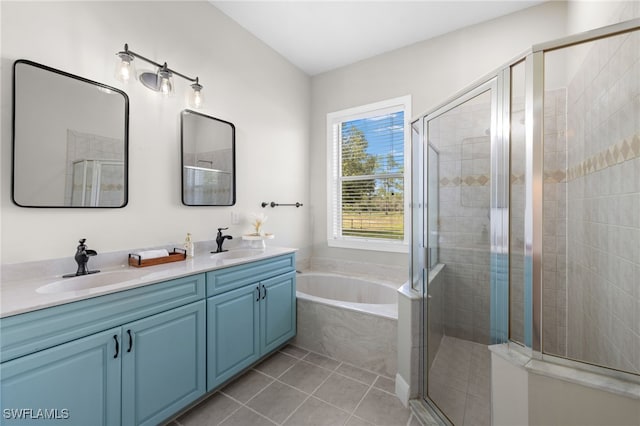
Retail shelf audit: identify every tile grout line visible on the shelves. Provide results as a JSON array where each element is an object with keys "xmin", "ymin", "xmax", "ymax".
[
  {"xmin": 460, "ymin": 342, "xmax": 473, "ymax": 426},
  {"xmin": 216, "ymin": 354, "xmax": 300, "ymax": 426},
  {"xmin": 239, "ymin": 404, "xmax": 280, "ymax": 425},
  {"xmin": 289, "ymin": 344, "xmax": 396, "ymax": 383},
  {"xmin": 277, "ymin": 361, "xmax": 348, "ymax": 425},
  {"xmin": 176, "ymin": 347, "xmax": 402, "ymax": 426},
  {"xmin": 212, "ymin": 398, "xmax": 244, "ymax": 426},
  {"xmin": 266, "ymin": 350, "xmax": 400, "ymax": 425},
  {"xmin": 345, "ymin": 374, "xmax": 378, "ymax": 426},
  {"xmin": 236, "ymin": 372, "xmax": 276, "ymax": 405}
]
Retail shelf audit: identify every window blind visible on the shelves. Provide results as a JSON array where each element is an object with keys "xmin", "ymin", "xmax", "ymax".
[{"xmin": 335, "ymin": 111, "xmax": 405, "ymax": 241}]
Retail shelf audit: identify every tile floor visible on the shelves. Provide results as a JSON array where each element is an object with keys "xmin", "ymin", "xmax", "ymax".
[
  {"xmin": 427, "ymin": 336, "xmax": 491, "ymax": 426},
  {"xmin": 166, "ymin": 344, "xmax": 422, "ymax": 426}
]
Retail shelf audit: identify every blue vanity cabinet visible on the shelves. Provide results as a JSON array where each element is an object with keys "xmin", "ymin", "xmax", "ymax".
[
  {"xmin": 0, "ymin": 273, "xmax": 206, "ymax": 426},
  {"xmin": 206, "ymin": 254, "xmax": 296, "ymax": 391},
  {"xmin": 122, "ymin": 300, "xmax": 206, "ymax": 426},
  {"xmin": 0, "ymin": 327, "xmax": 121, "ymax": 425},
  {"xmin": 260, "ymin": 270, "xmax": 297, "ymax": 354},
  {"xmin": 206, "ymin": 283, "xmax": 261, "ymax": 390}
]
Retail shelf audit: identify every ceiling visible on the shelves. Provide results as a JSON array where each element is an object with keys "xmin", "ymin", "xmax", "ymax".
[{"xmin": 211, "ymin": 1, "xmax": 545, "ymax": 75}]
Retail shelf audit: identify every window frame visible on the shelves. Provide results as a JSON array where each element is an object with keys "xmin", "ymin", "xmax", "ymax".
[{"xmin": 326, "ymin": 95, "xmax": 411, "ymax": 253}]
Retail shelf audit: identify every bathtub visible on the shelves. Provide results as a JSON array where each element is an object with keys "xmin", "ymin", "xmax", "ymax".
[{"xmin": 293, "ymin": 272, "xmax": 399, "ymax": 377}]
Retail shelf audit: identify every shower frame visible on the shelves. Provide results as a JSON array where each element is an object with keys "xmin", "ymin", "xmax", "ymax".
[{"xmin": 411, "ymin": 17, "xmax": 640, "ymax": 424}]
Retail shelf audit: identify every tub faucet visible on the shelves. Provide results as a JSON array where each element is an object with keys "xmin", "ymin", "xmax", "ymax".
[
  {"xmin": 213, "ymin": 228, "xmax": 233, "ymax": 253},
  {"xmin": 64, "ymin": 238, "xmax": 100, "ymax": 278}
]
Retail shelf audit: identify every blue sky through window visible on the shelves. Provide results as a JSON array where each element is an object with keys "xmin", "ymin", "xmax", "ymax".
[{"xmin": 343, "ymin": 111, "xmax": 404, "ymax": 174}]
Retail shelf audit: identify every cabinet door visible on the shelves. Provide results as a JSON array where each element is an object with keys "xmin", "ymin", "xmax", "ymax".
[
  {"xmin": 0, "ymin": 328, "xmax": 121, "ymax": 426},
  {"xmin": 260, "ymin": 271, "xmax": 296, "ymax": 354},
  {"xmin": 207, "ymin": 283, "xmax": 260, "ymax": 391},
  {"xmin": 121, "ymin": 301, "xmax": 205, "ymax": 426}
]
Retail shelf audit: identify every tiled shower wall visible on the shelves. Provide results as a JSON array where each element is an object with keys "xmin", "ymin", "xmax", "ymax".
[
  {"xmin": 542, "ymin": 89, "xmax": 568, "ymax": 357},
  {"xmin": 509, "ymin": 92, "xmax": 526, "ymax": 345},
  {"xmin": 429, "ymin": 93, "xmax": 492, "ymax": 345},
  {"xmin": 510, "ymin": 88, "xmax": 569, "ymax": 353},
  {"xmin": 64, "ymin": 130, "xmax": 124, "ymax": 206},
  {"xmin": 563, "ymin": 29, "xmax": 640, "ymax": 374}
]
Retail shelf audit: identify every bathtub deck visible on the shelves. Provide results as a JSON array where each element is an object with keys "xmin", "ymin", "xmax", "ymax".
[{"xmin": 167, "ymin": 344, "xmax": 420, "ymax": 426}]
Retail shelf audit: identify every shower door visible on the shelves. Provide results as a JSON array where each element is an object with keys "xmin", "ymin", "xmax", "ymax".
[
  {"xmin": 420, "ymin": 80, "xmax": 498, "ymax": 426},
  {"xmin": 71, "ymin": 160, "xmax": 125, "ymax": 207}
]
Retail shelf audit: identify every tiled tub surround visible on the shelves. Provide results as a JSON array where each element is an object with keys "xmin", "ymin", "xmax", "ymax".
[
  {"xmin": 168, "ymin": 345, "xmax": 419, "ymax": 426},
  {"xmin": 293, "ymin": 272, "xmax": 400, "ymax": 378}
]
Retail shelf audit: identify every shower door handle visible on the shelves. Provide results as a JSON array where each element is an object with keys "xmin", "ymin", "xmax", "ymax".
[{"xmin": 423, "ymin": 247, "xmax": 430, "ymax": 268}]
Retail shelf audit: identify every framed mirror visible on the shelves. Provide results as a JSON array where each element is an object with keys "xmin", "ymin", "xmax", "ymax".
[
  {"xmin": 12, "ymin": 60, "xmax": 129, "ymax": 208},
  {"xmin": 181, "ymin": 110, "xmax": 236, "ymax": 206}
]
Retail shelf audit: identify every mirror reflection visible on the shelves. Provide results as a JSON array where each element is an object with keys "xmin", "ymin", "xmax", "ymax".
[
  {"xmin": 181, "ymin": 110, "xmax": 236, "ymax": 206},
  {"xmin": 12, "ymin": 60, "xmax": 128, "ymax": 207}
]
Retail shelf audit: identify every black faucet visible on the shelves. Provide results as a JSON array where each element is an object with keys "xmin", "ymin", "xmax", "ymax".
[
  {"xmin": 212, "ymin": 228, "xmax": 233, "ymax": 253},
  {"xmin": 63, "ymin": 238, "xmax": 100, "ymax": 278}
]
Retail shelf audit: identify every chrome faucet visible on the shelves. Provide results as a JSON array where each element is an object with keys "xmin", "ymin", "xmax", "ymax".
[
  {"xmin": 63, "ymin": 238, "xmax": 99, "ymax": 277},
  {"xmin": 212, "ymin": 228, "xmax": 233, "ymax": 253}
]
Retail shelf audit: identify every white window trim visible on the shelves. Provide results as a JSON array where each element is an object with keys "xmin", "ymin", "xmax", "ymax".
[{"xmin": 326, "ymin": 95, "xmax": 411, "ymax": 253}]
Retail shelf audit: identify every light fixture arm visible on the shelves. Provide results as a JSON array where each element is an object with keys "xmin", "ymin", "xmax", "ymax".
[{"xmin": 120, "ymin": 43, "xmax": 199, "ymax": 84}]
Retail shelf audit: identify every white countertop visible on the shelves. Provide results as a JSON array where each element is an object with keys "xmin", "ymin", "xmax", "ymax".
[{"xmin": 0, "ymin": 246, "xmax": 296, "ymax": 318}]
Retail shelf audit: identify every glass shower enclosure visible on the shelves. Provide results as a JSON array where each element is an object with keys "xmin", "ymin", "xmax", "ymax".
[
  {"xmin": 413, "ymin": 79, "xmax": 502, "ymax": 426},
  {"xmin": 411, "ymin": 18, "xmax": 639, "ymax": 426},
  {"xmin": 70, "ymin": 159, "xmax": 124, "ymax": 207}
]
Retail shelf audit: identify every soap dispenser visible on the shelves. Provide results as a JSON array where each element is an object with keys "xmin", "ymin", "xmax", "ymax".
[{"xmin": 184, "ymin": 233, "xmax": 194, "ymax": 258}]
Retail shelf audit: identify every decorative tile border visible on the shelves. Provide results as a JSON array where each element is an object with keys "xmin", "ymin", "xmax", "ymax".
[
  {"xmin": 439, "ymin": 174, "xmax": 489, "ymax": 187},
  {"xmin": 544, "ymin": 170, "xmax": 567, "ymax": 184},
  {"xmin": 439, "ymin": 134, "xmax": 639, "ymax": 187},
  {"xmin": 567, "ymin": 134, "xmax": 640, "ymax": 181}
]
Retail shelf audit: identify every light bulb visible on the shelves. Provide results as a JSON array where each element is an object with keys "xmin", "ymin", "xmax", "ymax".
[
  {"xmin": 192, "ymin": 90, "xmax": 203, "ymax": 108},
  {"xmin": 189, "ymin": 81, "xmax": 204, "ymax": 108},
  {"xmin": 157, "ymin": 67, "xmax": 174, "ymax": 97},
  {"xmin": 119, "ymin": 62, "xmax": 131, "ymax": 81},
  {"xmin": 159, "ymin": 77, "xmax": 171, "ymax": 95},
  {"xmin": 114, "ymin": 51, "xmax": 135, "ymax": 83}
]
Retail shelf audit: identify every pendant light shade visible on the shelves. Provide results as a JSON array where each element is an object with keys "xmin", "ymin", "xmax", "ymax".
[
  {"xmin": 188, "ymin": 79, "xmax": 204, "ymax": 109},
  {"xmin": 157, "ymin": 65, "xmax": 174, "ymax": 97},
  {"xmin": 115, "ymin": 49, "xmax": 136, "ymax": 83}
]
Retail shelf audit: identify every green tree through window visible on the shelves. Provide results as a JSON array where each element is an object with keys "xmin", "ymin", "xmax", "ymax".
[{"xmin": 339, "ymin": 113, "xmax": 404, "ymax": 240}]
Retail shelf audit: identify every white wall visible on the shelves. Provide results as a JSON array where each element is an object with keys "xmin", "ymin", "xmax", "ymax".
[
  {"xmin": 309, "ymin": 1, "xmax": 568, "ymax": 267},
  {"xmin": 567, "ymin": 0, "xmax": 639, "ymax": 34},
  {"xmin": 1, "ymin": 1, "xmax": 311, "ymax": 264}
]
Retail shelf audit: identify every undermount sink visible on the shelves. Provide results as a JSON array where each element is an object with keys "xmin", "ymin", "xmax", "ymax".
[
  {"xmin": 36, "ymin": 270, "xmax": 143, "ymax": 294},
  {"xmin": 210, "ymin": 249, "xmax": 264, "ymax": 261}
]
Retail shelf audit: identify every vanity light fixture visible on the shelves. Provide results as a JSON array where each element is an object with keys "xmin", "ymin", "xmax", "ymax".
[{"xmin": 115, "ymin": 43, "xmax": 204, "ymax": 107}]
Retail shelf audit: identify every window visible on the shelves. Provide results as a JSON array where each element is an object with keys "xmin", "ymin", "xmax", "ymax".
[{"xmin": 327, "ymin": 96, "xmax": 411, "ymax": 252}]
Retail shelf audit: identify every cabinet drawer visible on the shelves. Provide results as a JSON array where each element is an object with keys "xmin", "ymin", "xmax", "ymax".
[
  {"xmin": 0, "ymin": 274, "xmax": 205, "ymax": 363},
  {"xmin": 206, "ymin": 254, "xmax": 295, "ymax": 296}
]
